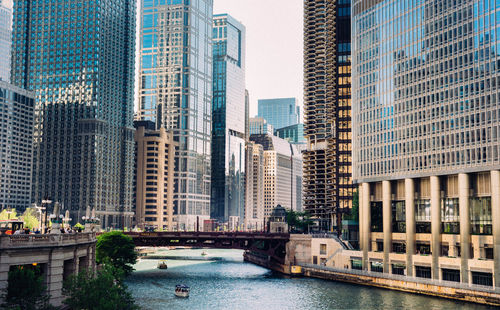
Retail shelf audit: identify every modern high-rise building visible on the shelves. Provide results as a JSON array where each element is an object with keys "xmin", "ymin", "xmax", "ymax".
[
  {"xmin": 0, "ymin": 81, "xmax": 34, "ymax": 211},
  {"xmin": 257, "ymin": 98, "xmax": 300, "ymax": 130},
  {"xmin": 352, "ymin": 0, "xmax": 500, "ymax": 287},
  {"xmin": 275, "ymin": 123, "xmax": 306, "ymax": 144},
  {"xmin": 250, "ymin": 134, "xmax": 303, "ymax": 218},
  {"xmin": 249, "ymin": 117, "xmax": 274, "ymax": 136},
  {"xmin": 134, "ymin": 121, "xmax": 177, "ymax": 231},
  {"xmin": 12, "ymin": 0, "xmax": 137, "ymax": 228},
  {"xmin": 137, "ymin": 0, "xmax": 213, "ymax": 230},
  {"xmin": 0, "ymin": 1, "xmax": 11, "ymax": 82},
  {"xmin": 303, "ymin": 0, "xmax": 353, "ymax": 231},
  {"xmin": 211, "ymin": 14, "xmax": 246, "ymax": 223},
  {"xmin": 244, "ymin": 141, "xmax": 264, "ymax": 230}
]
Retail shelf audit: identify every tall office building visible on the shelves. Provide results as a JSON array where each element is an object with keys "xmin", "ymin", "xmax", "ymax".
[
  {"xmin": 249, "ymin": 117, "xmax": 274, "ymax": 136},
  {"xmin": 211, "ymin": 14, "xmax": 246, "ymax": 223},
  {"xmin": 244, "ymin": 141, "xmax": 264, "ymax": 230},
  {"xmin": 0, "ymin": 0, "xmax": 11, "ymax": 82},
  {"xmin": 303, "ymin": 0, "xmax": 353, "ymax": 231},
  {"xmin": 353, "ymin": 0, "xmax": 500, "ymax": 287},
  {"xmin": 250, "ymin": 134, "xmax": 303, "ymax": 217},
  {"xmin": 138, "ymin": 0, "xmax": 213, "ymax": 230},
  {"xmin": 257, "ymin": 98, "xmax": 300, "ymax": 130},
  {"xmin": 275, "ymin": 123, "xmax": 306, "ymax": 144},
  {"xmin": 134, "ymin": 121, "xmax": 177, "ymax": 231},
  {"xmin": 0, "ymin": 81, "xmax": 34, "ymax": 211},
  {"xmin": 12, "ymin": 0, "xmax": 136, "ymax": 228}
]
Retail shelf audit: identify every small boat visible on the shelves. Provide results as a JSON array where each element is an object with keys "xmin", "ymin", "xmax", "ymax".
[
  {"xmin": 157, "ymin": 261, "xmax": 168, "ymax": 269},
  {"xmin": 175, "ymin": 284, "xmax": 190, "ymax": 298},
  {"xmin": 201, "ymin": 251, "xmax": 208, "ymax": 256}
]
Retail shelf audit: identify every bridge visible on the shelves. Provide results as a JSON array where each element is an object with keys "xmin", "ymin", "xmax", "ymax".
[{"xmin": 124, "ymin": 231, "xmax": 292, "ymax": 266}]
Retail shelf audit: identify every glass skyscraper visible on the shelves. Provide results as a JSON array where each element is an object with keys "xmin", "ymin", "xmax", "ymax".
[
  {"xmin": 353, "ymin": 0, "xmax": 500, "ymax": 286},
  {"xmin": 138, "ymin": 0, "xmax": 213, "ymax": 230},
  {"xmin": 211, "ymin": 14, "xmax": 246, "ymax": 223},
  {"xmin": 303, "ymin": 0, "xmax": 353, "ymax": 231},
  {"xmin": 11, "ymin": 0, "xmax": 136, "ymax": 228},
  {"xmin": 0, "ymin": 0, "xmax": 11, "ymax": 82},
  {"xmin": 257, "ymin": 97, "xmax": 300, "ymax": 130}
]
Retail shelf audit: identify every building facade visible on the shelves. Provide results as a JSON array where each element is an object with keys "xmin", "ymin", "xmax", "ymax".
[
  {"xmin": 257, "ymin": 97, "xmax": 300, "ymax": 130},
  {"xmin": 244, "ymin": 141, "xmax": 264, "ymax": 230},
  {"xmin": 0, "ymin": 1, "xmax": 11, "ymax": 82},
  {"xmin": 211, "ymin": 14, "xmax": 247, "ymax": 223},
  {"xmin": 137, "ymin": 0, "xmax": 213, "ymax": 230},
  {"xmin": 249, "ymin": 117, "xmax": 274, "ymax": 136},
  {"xmin": 134, "ymin": 121, "xmax": 177, "ymax": 231},
  {"xmin": 352, "ymin": 0, "xmax": 500, "ymax": 287},
  {"xmin": 303, "ymin": 0, "xmax": 353, "ymax": 231},
  {"xmin": 250, "ymin": 134, "xmax": 303, "ymax": 218},
  {"xmin": 275, "ymin": 123, "xmax": 306, "ymax": 144},
  {"xmin": 0, "ymin": 81, "xmax": 34, "ymax": 211},
  {"xmin": 11, "ymin": 0, "xmax": 136, "ymax": 228}
]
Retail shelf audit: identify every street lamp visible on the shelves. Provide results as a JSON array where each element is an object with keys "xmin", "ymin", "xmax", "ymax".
[{"xmin": 42, "ymin": 198, "xmax": 52, "ymax": 233}]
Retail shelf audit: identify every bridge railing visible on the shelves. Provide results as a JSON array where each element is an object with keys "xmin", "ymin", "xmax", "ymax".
[
  {"xmin": 124, "ymin": 231, "xmax": 290, "ymax": 239},
  {"xmin": 0, "ymin": 232, "xmax": 96, "ymax": 249}
]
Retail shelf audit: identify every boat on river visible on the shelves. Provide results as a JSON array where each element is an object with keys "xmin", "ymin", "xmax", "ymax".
[
  {"xmin": 175, "ymin": 284, "xmax": 190, "ymax": 298},
  {"xmin": 157, "ymin": 261, "xmax": 168, "ymax": 269},
  {"xmin": 201, "ymin": 250, "xmax": 208, "ymax": 256}
]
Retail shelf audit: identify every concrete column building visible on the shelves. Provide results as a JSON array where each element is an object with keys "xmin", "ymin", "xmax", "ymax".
[
  {"xmin": 352, "ymin": 0, "xmax": 500, "ymax": 287},
  {"xmin": 244, "ymin": 141, "xmax": 264, "ymax": 230},
  {"xmin": 134, "ymin": 121, "xmax": 177, "ymax": 231}
]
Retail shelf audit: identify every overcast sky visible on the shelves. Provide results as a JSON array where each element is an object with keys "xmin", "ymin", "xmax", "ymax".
[{"xmin": 213, "ymin": 0, "xmax": 304, "ymax": 118}]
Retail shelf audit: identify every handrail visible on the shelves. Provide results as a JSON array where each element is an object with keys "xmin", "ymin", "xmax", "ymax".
[{"xmin": 299, "ymin": 263, "xmax": 500, "ymax": 294}]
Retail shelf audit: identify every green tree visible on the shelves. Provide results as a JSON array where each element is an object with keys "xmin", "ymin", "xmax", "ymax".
[
  {"xmin": 0, "ymin": 209, "xmax": 17, "ymax": 221},
  {"xmin": 96, "ymin": 231, "xmax": 137, "ymax": 277},
  {"xmin": 3, "ymin": 266, "xmax": 53, "ymax": 310},
  {"xmin": 21, "ymin": 208, "xmax": 40, "ymax": 230},
  {"xmin": 286, "ymin": 210, "xmax": 314, "ymax": 233},
  {"xmin": 63, "ymin": 266, "xmax": 138, "ymax": 310},
  {"xmin": 344, "ymin": 190, "xmax": 359, "ymax": 222}
]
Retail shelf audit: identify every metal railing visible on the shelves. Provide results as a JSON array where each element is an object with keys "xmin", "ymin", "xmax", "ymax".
[{"xmin": 299, "ymin": 263, "xmax": 500, "ymax": 294}]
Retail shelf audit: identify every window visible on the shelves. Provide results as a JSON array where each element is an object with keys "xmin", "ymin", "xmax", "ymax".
[
  {"xmin": 351, "ymin": 259, "xmax": 362, "ymax": 270},
  {"xmin": 392, "ymin": 201, "xmax": 406, "ymax": 233},
  {"xmin": 441, "ymin": 198, "xmax": 460, "ymax": 234},
  {"xmin": 370, "ymin": 261, "xmax": 383, "ymax": 273},
  {"xmin": 442, "ymin": 269, "xmax": 460, "ymax": 282},
  {"xmin": 472, "ymin": 272, "xmax": 493, "ymax": 287},
  {"xmin": 470, "ymin": 197, "xmax": 492, "ymax": 235},
  {"xmin": 320, "ymin": 244, "xmax": 327, "ymax": 255},
  {"xmin": 415, "ymin": 266, "xmax": 431, "ymax": 279},
  {"xmin": 370, "ymin": 202, "xmax": 383, "ymax": 232},
  {"xmin": 392, "ymin": 264, "xmax": 405, "ymax": 275}
]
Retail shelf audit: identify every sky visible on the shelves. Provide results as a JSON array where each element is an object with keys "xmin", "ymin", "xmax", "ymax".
[{"xmin": 213, "ymin": 0, "xmax": 304, "ymax": 119}]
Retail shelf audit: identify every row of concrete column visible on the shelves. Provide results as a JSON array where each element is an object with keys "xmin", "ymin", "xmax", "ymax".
[{"xmin": 360, "ymin": 171, "xmax": 500, "ymax": 287}]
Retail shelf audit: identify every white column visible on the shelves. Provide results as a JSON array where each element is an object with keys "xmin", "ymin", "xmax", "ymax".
[
  {"xmin": 491, "ymin": 170, "xmax": 500, "ymax": 288},
  {"xmin": 361, "ymin": 182, "xmax": 370, "ymax": 271},
  {"xmin": 405, "ymin": 178, "xmax": 415, "ymax": 277},
  {"xmin": 459, "ymin": 173, "xmax": 470, "ymax": 284},
  {"xmin": 430, "ymin": 176, "xmax": 441, "ymax": 280},
  {"xmin": 382, "ymin": 180, "xmax": 392, "ymax": 273}
]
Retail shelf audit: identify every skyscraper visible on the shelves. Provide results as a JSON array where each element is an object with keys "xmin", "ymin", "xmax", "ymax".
[
  {"xmin": 211, "ymin": 14, "xmax": 246, "ymax": 223},
  {"xmin": 352, "ymin": 0, "xmax": 500, "ymax": 287},
  {"xmin": 0, "ymin": 0, "xmax": 11, "ymax": 82},
  {"xmin": 257, "ymin": 97, "xmax": 300, "ymax": 130},
  {"xmin": 138, "ymin": 0, "xmax": 213, "ymax": 230},
  {"xmin": 244, "ymin": 141, "xmax": 264, "ymax": 230},
  {"xmin": 12, "ymin": 0, "xmax": 136, "ymax": 228},
  {"xmin": 303, "ymin": 0, "xmax": 353, "ymax": 231}
]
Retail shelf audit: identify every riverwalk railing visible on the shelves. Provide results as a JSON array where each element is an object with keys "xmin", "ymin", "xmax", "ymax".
[
  {"xmin": 299, "ymin": 263, "xmax": 500, "ymax": 294},
  {"xmin": 0, "ymin": 232, "xmax": 96, "ymax": 249}
]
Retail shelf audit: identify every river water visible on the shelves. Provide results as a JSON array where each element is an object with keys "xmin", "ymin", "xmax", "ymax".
[{"xmin": 126, "ymin": 249, "xmax": 495, "ymax": 310}]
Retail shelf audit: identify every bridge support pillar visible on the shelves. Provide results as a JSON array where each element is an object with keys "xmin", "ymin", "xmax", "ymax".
[{"xmin": 0, "ymin": 251, "xmax": 9, "ymax": 305}]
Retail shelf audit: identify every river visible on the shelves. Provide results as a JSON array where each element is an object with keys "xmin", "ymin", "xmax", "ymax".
[{"xmin": 126, "ymin": 249, "xmax": 495, "ymax": 310}]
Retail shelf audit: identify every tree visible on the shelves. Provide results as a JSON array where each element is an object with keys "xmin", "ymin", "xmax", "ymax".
[
  {"xmin": 21, "ymin": 208, "xmax": 40, "ymax": 230},
  {"xmin": 0, "ymin": 209, "xmax": 17, "ymax": 221},
  {"xmin": 344, "ymin": 190, "xmax": 359, "ymax": 222},
  {"xmin": 96, "ymin": 231, "xmax": 137, "ymax": 277},
  {"xmin": 63, "ymin": 266, "xmax": 138, "ymax": 310},
  {"xmin": 286, "ymin": 210, "xmax": 314, "ymax": 233},
  {"xmin": 3, "ymin": 266, "xmax": 53, "ymax": 310}
]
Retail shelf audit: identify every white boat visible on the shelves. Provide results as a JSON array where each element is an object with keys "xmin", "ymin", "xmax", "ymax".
[
  {"xmin": 175, "ymin": 284, "xmax": 190, "ymax": 298},
  {"xmin": 201, "ymin": 251, "xmax": 208, "ymax": 256}
]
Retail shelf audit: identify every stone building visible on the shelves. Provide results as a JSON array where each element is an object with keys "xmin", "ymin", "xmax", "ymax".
[{"xmin": 134, "ymin": 121, "xmax": 177, "ymax": 231}]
